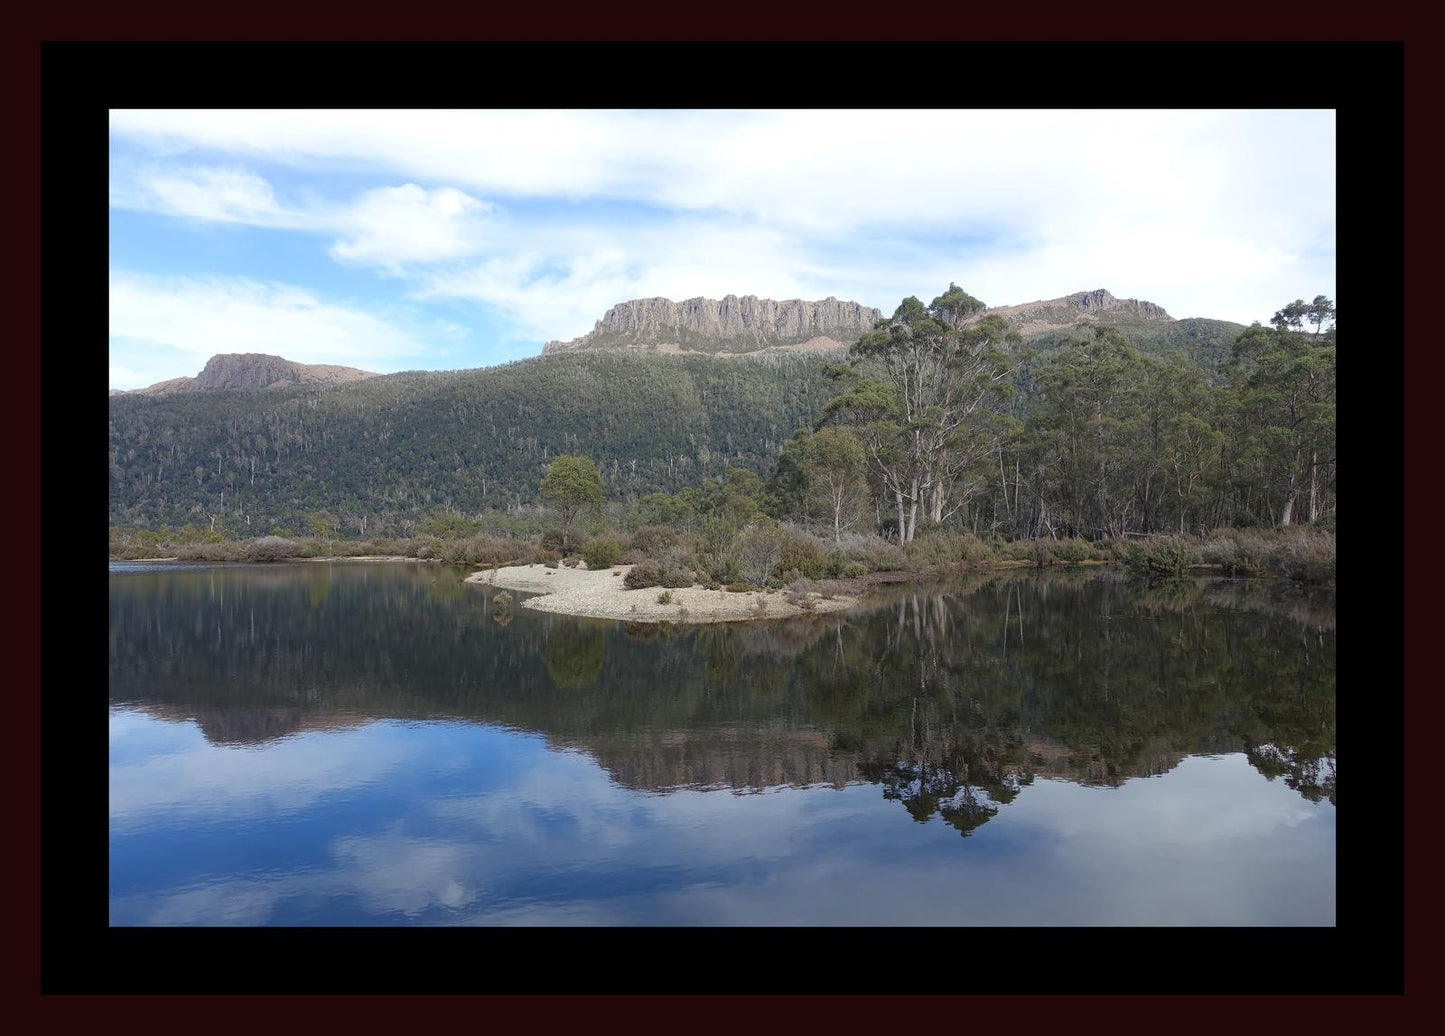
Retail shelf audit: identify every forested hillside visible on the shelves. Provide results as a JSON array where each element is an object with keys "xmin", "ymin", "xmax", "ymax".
[
  {"xmin": 107, "ymin": 283, "xmax": 1320, "ymax": 545},
  {"xmin": 108, "ymin": 350, "xmax": 834, "ymax": 532}
]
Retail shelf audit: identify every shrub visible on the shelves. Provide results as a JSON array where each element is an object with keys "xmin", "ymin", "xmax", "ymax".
[
  {"xmin": 1201, "ymin": 535, "xmax": 1266, "ymax": 576},
  {"xmin": 904, "ymin": 529, "xmax": 989, "ymax": 571},
  {"xmin": 776, "ymin": 527, "xmax": 831, "ymax": 580},
  {"xmin": 1049, "ymin": 538, "xmax": 1093, "ymax": 564},
  {"xmin": 624, "ymin": 561, "xmax": 663, "ymax": 589},
  {"xmin": 583, "ymin": 534, "xmax": 625, "ymax": 570},
  {"xmin": 245, "ymin": 535, "xmax": 298, "ymax": 562},
  {"xmin": 461, "ymin": 535, "xmax": 528, "ymax": 568},
  {"xmin": 1119, "ymin": 536, "xmax": 1196, "ymax": 577},
  {"xmin": 728, "ymin": 520, "xmax": 787, "ymax": 586},
  {"xmin": 629, "ymin": 524, "xmax": 677, "ymax": 557},
  {"xmin": 660, "ymin": 567, "xmax": 695, "ymax": 589},
  {"xmin": 724, "ymin": 582, "xmax": 755, "ymax": 593},
  {"xmin": 657, "ymin": 590, "xmax": 674, "ymax": 604},
  {"xmin": 562, "ymin": 555, "xmax": 581, "ymax": 568},
  {"xmin": 835, "ymin": 531, "xmax": 905, "ymax": 573},
  {"xmin": 416, "ymin": 545, "xmax": 435, "ymax": 560},
  {"xmin": 534, "ymin": 548, "xmax": 562, "ymax": 565},
  {"xmin": 493, "ymin": 591, "xmax": 513, "ymax": 607},
  {"xmin": 842, "ymin": 561, "xmax": 868, "ymax": 578},
  {"xmin": 751, "ymin": 595, "xmax": 769, "ymax": 618},
  {"xmin": 540, "ymin": 529, "xmax": 566, "ymax": 553}
]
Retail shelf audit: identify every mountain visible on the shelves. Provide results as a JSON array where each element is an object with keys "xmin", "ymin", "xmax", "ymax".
[
  {"xmin": 964, "ymin": 289, "xmax": 1246, "ymax": 375},
  {"xmin": 108, "ymin": 349, "xmax": 834, "ymax": 530},
  {"xmin": 114, "ymin": 353, "xmax": 381, "ymax": 396},
  {"xmin": 976, "ymin": 288, "xmax": 1172, "ymax": 335},
  {"xmin": 542, "ymin": 295, "xmax": 882, "ymax": 355},
  {"xmin": 106, "ymin": 287, "xmax": 1250, "ymax": 531}
]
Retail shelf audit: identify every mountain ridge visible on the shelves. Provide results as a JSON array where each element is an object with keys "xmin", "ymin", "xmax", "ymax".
[
  {"xmin": 113, "ymin": 353, "xmax": 380, "ymax": 396},
  {"xmin": 542, "ymin": 294, "xmax": 883, "ymax": 355}
]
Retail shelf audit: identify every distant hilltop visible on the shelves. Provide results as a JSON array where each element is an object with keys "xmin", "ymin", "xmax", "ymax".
[
  {"xmin": 112, "ymin": 353, "xmax": 381, "ymax": 396},
  {"xmin": 541, "ymin": 288, "xmax": 1177, "ymax": 358},
  {"xmin": 976, "ymin": 289, "xmax": 1173, "ymax": 335},
  {"xmin": 542, "ymin": 295, "xmax": 883, "ymax": 356}
]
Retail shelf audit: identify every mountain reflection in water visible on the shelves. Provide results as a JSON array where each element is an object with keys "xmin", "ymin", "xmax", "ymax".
[{"xmin": 110, "ymin": 563, "xmax": 1337, "ymax": 834}]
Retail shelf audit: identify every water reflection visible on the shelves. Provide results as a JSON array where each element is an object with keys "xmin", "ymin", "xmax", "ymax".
[
  {"xmin": 110, "ymin": 564, "xmax": 1336, "ymax": 819},
  {"xmin": 109, "ymin": 563, "xmax": 1335, "ymax": 924}
]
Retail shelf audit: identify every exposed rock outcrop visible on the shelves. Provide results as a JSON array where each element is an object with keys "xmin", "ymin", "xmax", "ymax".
[
  {"xmin": 542, "ymin": 295, "xmax": 882, "ymax": 355},
  {"xmin": 115, "ymin": 353, "xmax": 380, "ymax": 396},
  {"xmin": 975, "ymin": 288, "xmax": 1172, "ymax": 336}
]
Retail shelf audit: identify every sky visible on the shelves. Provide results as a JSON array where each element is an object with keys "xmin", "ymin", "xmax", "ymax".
[{"xmin": 107, "ymin": 109, "xmax": 1336, "ymax": 391}]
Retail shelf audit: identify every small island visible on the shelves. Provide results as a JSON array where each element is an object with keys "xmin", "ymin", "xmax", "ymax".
[{"xmin": 468, "ymin": 562, "xmax": 855, "ymax": 623}]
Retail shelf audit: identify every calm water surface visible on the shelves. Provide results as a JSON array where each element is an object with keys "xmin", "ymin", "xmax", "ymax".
[{"xmin": 109, "ymin": 562, "xmax": 1335, "ymax": 925}]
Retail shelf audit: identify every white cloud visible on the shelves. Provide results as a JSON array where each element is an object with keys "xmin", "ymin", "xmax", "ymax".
[
  {"xmin": 129, "ymin": 164, "xmax": 304, "ymax": 227},
  {"xmin": 108, "ymin": 272, "xmax": 447, "ymax": 388},
  {"xmin": 329, "ymin": 183, "xmax": 492, "ymax": 272},
  {"xmin": 109, "ymin": 109, "xmax": 1336, "ymax": 339}
]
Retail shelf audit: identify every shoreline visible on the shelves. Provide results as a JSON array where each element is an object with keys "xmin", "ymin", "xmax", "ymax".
[{"xmin": 466, "ymin": 563, "xmax": 857, "ymax": 624}]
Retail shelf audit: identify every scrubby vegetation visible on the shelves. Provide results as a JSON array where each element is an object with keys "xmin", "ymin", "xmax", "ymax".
[{"xmin": 110, "ymin": 290, "xmax": 1334, "ymax": 587}]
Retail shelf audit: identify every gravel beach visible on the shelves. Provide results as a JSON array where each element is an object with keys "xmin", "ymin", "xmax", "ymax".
[{"xmin": 466, "ymin": 563, "xmax": 856, "ymax": 623}]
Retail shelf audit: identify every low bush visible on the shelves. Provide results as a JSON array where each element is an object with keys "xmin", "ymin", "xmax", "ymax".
[
  {"xmin": 245, "ymin": 535, "xmax": 299, "ymax": 562},
  {"xmin": 459, "ymin": 535, "xmax": 528, "ymax": 568},
  {"xmin": 660, "ymin": 566, "xmax": 695, "ymax": 589},
  {"xmin": 533, "ymin": 548, "xmax": 562, "ymax": 565},
  {"xmin": 624, "ymin": 561, "xmax": 663, "ymax": 589},
  {"xmin": 540, "ymin": 529, "xmax": 566, "ymax": 553},
  {"xmin": 1119, "ymin": 536, "xmax": 1196, "ymax": 577},
  {"xmin": 1049, "ymin": 538, "xmax": 1094, "ymax": 564},
  {"xmin": 776, "ymin": 526, "xmax": 831, "ymax": 580},
  {"xmin": 657, "ymin": 590, "xmax": 674, "ymax": 605},
  {"xmin": 904, "ymin": 529, "xmax": 990, "ymax": 571},
  {"xmin": 583, "ymin": 534, "xmax": 626, "ymax": 570},
  {"xmin": 629, "ymin": 524, "xmax": 677, "ymax": 557}
]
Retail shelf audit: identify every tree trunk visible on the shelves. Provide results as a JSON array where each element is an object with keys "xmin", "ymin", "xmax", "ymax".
[{"xmin": 1308, "ymin": 450, "xmax": 1320, "ymax": 523}]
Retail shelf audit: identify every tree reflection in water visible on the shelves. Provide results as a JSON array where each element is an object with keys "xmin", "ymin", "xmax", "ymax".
[{"xmin": 110, "ymin": 565, "xmax": 1336, "ymax": 834}]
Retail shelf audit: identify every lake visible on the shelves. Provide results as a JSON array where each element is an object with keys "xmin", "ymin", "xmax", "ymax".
[{"xmin": 108, "ymin": 561, "xmax": 1335, "ymax": 926}]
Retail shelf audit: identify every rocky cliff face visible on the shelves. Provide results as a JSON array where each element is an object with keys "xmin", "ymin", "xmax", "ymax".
[
  {"xmin": 116, "ymin": 353, "xmax": 380, "ymax": 396},
  {"xmin": 976, "ymin": 289, "xmax": 1172, "ymax": 336},
  {"xmin": 543, "ymin": 295, "xmax": 882, "ymax": 355}
]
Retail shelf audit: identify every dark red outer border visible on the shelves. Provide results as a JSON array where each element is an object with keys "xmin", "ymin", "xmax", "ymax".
[{"xmin": 16, "ymin": 4, "xmax": 1420, "ymax": 1023}]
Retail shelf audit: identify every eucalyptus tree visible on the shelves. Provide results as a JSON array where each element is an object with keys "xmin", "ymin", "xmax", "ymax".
[
  {"xmin": 820, "ymin": 285, "xmax": 1020, "ymax": 542},
  {"xmin": 540, "ymin": 454, "xmax": 604, "ymax": 550},
  {"xmin": 1226, "ymin": 306, "xmax": 1336, "ymax": 526}
]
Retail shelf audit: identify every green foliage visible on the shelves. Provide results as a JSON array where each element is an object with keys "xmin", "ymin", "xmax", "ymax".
[
  {"xmin": 727, "ymin": 519, "xmax": 787, "ymax": 587},
  {"xmin": 109, "ymin": 350, "xmax": 830, "ymax": 531},
  {"xmin": 541, "ymin": 454, "xmax": 604, "ymax": 549},
  {"xmin": 1119, "ymin": 536, "xmax": 1196, "ymax": 577},
  {"xmin": 659, "ymin": 566, "xmax": 696, "ymax": 589},
  {"xmin": 582, "ymin": 534, "xmax": 626, "ymax": 570},
  {"xmin": 245, "ymin": 535, "xmax": 299, "ymax": 562},
  {"xmin": 904, "ymin": 529, "xmax": 990, "ymax": 570},
  {"xmin": 624, "ymin": 562, "xmax": 663, "ymax": 589},
  {"xmin": 1047, "ymin": 538, "xmax": 1094, "ymax": 564},
  {"xmin": 656, "ymin": 590, "xmax": 674, "ymax": 605},
  {"xmin": 776, "ymin": 526, "xmax": 831, "ymax": 580}
]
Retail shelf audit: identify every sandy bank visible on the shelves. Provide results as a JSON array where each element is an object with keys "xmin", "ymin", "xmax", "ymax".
[{"xmin": 466, "ymin": 563, "xmax": 856, "ymax": 624}]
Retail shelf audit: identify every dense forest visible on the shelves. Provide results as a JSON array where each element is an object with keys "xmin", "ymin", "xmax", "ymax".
[{"xmin": 108, "ymin": 287, "xmax": 1333, "ymax": 548}]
